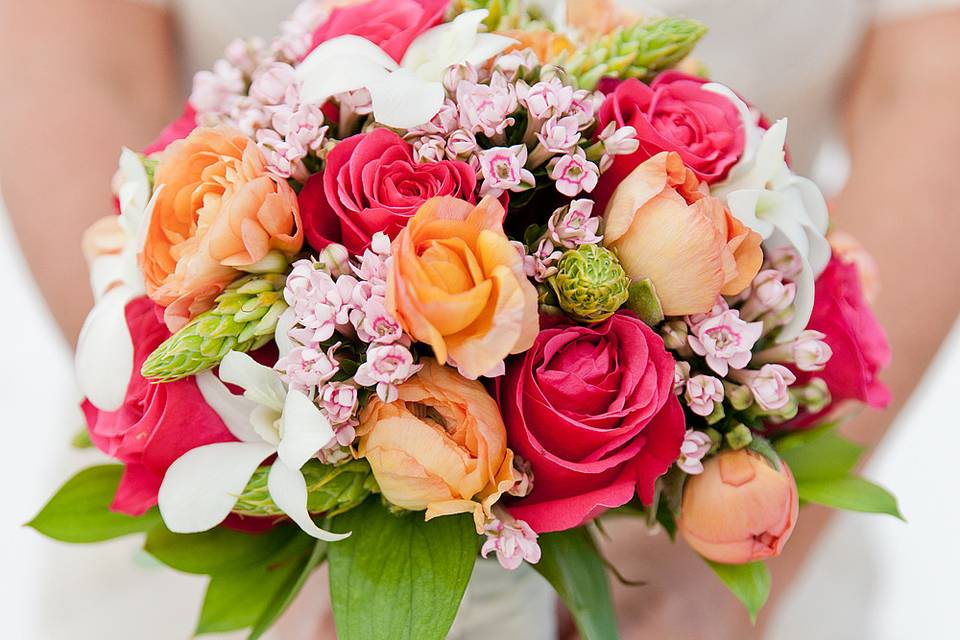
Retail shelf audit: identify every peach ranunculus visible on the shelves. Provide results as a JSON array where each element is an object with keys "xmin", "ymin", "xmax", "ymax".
[
  {"xmin": 566, "ymin": 0, "xmax": 640, "ymax": 37},
  {"xmin": 500, "ymin": 29, "xmax": 575, "ymax": 63},
  {"xmin": 355, "ymin": 359, "xmax": 516, "ymax": 532},
  {"xmin": 603, "ymin": 151, "xmax": 763, "ymax": 316},
  {"xmin": 142, "ymin": 127, "xmax": 303, "ymax": 330},
  {"xmin": 386, "ymin": 196, "xmax": 539, "ymax": 379},
  {"xmin": 678, "ymin": 449, "xmax": 799, "ymax": 564}
]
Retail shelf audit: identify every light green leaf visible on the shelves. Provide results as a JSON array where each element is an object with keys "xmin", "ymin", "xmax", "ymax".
[
  {"xmin": 534, "ymin": 527, "xmax": 619, "ymax": 640},
  {"xmin": 327, "ymin": 499, "xmax": 478, "ymax": 640},
  {"xmin": 248, "ymin": 539, "xmax": 328, "ymax": 640},
  {"xmin": 797, "ymin": 476, "xmax": 904, "ymax": 520},
  {"xmin": 706, "ymin": 560, "xmax": 771, "ymax": 624},
  {"xmin": 195, "ymin": 533, "xmax": 316, "ymax": 636},
  {"xmin": 27, "ymin": 465, "xmax": 161, "ymax": 543},
  {"xmin": 775, "ymin": 427, "xmax": 864, "ymax": 482},
  {"xmin": 144, "ymin": 523, "xmax": 298, "ymax": 575}
]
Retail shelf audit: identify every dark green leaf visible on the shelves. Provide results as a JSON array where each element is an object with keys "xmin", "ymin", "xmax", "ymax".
[
  {"xmin": 797, "ymin": 476, "xmax": 904, "ymax": 520},
  {"xmin": 327, "ymin": 499, "xmax": 478, "ymax": 640},
  {"xmin": 706, "ymin": 560, "xmax": 771, "ymax": 624},
  {"xmin": 27, "ymin": 465, "xmax": 160, "ymax": 543},
  {"xmin": 747, "ymin": 435, "xmax": 782, "ymax": 471},
  {"xmin": 248, "ymin": 539, "xmax": 328, "ymax": 640},
  {"xmin": 144, "ymin": 523, "xmax": 298, "ymax": 575},
  {"xmin": 195, "ymin": 533, "xmax": 315, "ymax": 636},
  {"xmin": 534, "ymin": 527, "xmax": 619, "ymax": 640},
  {"xmin": 776, "ymin": 429, "xmax": 863, "ymax": 482}
]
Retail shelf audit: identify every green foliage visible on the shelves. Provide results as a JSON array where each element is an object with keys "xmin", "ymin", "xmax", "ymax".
[
  {"xmin": 797, "ymin": 477, "xmax": 904, "ymax": 520},
  {"xmin": 705, "ymin": 560, "xmax": 771, "ymax": 624},
  {"xmin": 625, "ymin": 278, "xmax": 663, "ymax": 326},
  {"xmin": 144, "ymin": 523, "xmax": 299, "ymax": 575},
  {"xmin": 534, "ymin": 527, "xmax": 619, "ymax": 640},
  {"xmin": 550, "ymin": 244, "xmax": 631, "ymax": 324},
  {"xmin": 327, "ymin": 499, "xmax": 478, "ymax": 640},
  {"xmin": 141, "ymin": 272, "xmax": 288, "ymax": 382},
  {"xmin": 27, "ymin": 465, "xmax": 161, "ymax": 543},
  {"xmin": 453, "ymin": 0, "xmax": 553, "ymax": 31}
]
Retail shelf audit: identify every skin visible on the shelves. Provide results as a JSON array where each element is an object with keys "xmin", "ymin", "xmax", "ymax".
[{"xmin": 1, "ymin": 3, "xmax": 958, "ymax": 638}]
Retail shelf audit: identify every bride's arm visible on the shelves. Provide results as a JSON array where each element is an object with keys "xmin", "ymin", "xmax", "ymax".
[{"xmin": 0, "ymin": 0, "xmax": 179, "ymax": 344}]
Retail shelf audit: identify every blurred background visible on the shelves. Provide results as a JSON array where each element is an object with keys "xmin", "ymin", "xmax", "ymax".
[{"xmin": 1, "ymin": 0, "xmax": 959, "ymax": 638}]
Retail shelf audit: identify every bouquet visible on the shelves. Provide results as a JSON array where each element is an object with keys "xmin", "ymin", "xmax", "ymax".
[{"xmin": 31, "ymin": 1, "xmax": 899, "ymax": 637}]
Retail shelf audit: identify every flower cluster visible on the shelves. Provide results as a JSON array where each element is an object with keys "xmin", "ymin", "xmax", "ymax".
[{"xmin": 55, "ymin": 2, "xmax": 894, "ymax": 634}]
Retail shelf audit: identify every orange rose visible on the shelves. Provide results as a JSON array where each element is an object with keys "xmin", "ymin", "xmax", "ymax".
[
  {"xmin": 603, "ymin": 151, "xmax": 763, "ymax": 316},
  {"xmin": 387, "ymin": 196, "xmax": 538, "ymax": 379},
  {"xmin": 143, "ymin": 127, "xmax": 303, "ymax": 329},
  {"xmin": 356, "ymin": 359, "xmax": 516, "ymax": 532},
  {"xmin": 678, "ymin": 449, "xmax": 799, "ymax": 564}
]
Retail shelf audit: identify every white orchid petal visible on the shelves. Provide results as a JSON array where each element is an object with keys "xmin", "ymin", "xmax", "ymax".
[
  {"xmin": 88, "ymin": 254, "xmax": 125, "ymax": 301},
  {"xmin": 196, "ymin": 370, "xmax": 261, "ymax": 443},
  {"xmin": 368, "ymin": 70, "xmax": 445, "ymax": 129},
  {"xmin": 219, "ymin": 351, "xmax": 287, "ymax": 412},
  {"xmin": 297, "ymin": 35, "xmax": 395, "ymax": 104},
  {"xmin": 463, "ymin": 33, "xmax": 517, "ymax": 66},
  {"xmin": 75, "ymin": 285, "xmax": 136, "ymax": 411},
  {"xmin": 278, "ymin": 390, "xmax": 335, "ymax": 470},
  {"xmin": 402, "ymin": 9, "xmax": 489, "ymax": 71},
  {"xmin": 777, "ymin": 253, "xmax": 816, "ymax": 343},
  {"xmin": 117, "ymin": 147, "xmax": 150, "ymax": 226},
  {"xmin": 158, "ymin": 442, "xmax": 276, "ymax": 534},
  {"xmin": 275, "ymin": 307, "xmax": 297, "ymax": 359},
  {"xmin": 267, "ymin": 461, "xmax": 351, "ymax": 541},
  {"xmin": 725, "ymin": 189, "xmax": 775, "ymax": 239}
]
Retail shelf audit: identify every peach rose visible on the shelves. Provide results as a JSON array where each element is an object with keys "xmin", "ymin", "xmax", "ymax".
[
  {"xmin": 386, "ymin": 196, "xmax": 539, "ymax": 379},
  {"xmin": 356, "ymin": 359, "xmax": 516, "ymax": 532},
  {"xmin": 603, "ymin": 151, "xmax": 763, "ymax": 316},
  {"xmin": 143, "ymin": 127, "xmax": 303, "ymax": 329},
  {"xmin": 678, "ymin": 449, "xmax": 799, "ymax": 564}
]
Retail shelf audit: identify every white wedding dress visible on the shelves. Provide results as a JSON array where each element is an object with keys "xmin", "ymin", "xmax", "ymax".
[{"xmin": 3, "ymin": 1, "xmax": 959, "ymax": 639}]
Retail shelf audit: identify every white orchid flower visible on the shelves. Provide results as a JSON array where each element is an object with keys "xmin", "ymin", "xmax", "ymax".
[
  {"xmin": 158, "ymin": 350, "xmax": 348, "ymax": 541},
  {"xmin": 296, "ymin": 10, "xmax": 515, "ymax": 128},
  {"xmin": 75, "ymin": 148, "xmax": 159, "ymax": 410},
  {"xmin": 707, "ymin": 84, "xmax": 831, "ymax": 342}
]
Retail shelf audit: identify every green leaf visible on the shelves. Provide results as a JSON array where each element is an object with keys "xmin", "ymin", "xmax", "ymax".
[
  {"xmin": 327, "ymin": 499, "xmax": 478, "ymax": 640},
  {"xmin": 706, "ymin": 560, "xmax": 771, "ymax": 624},
  {"xmin": 248, "ymin": 539, "xmax": 328, "ymax": 640},
  {"xmin": 797, "ymin": 476, "xmax": 904, "ymax": 520},
  {"xmin": 27, "ymin": 465, "xmax": 161, "ymax": 543},
  {"xmin": 144, "ymin": 523, "xmax": 298, "ymax": 575},
  {"xmin": 534, "ymin": 527, "xmax": 619, "ymax": 640},
  {"xmin": 195, "ymin": 533, "xmax": 316, "ymax": 636},
  {"xmin": 776, "ymin": 429, "xmax": 864, "ymax": 482}
]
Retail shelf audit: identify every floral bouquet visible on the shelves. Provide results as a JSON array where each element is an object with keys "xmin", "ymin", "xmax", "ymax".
[{"xmin": 31, "ymin": 0, "xmax": 899, "ymax": 637}]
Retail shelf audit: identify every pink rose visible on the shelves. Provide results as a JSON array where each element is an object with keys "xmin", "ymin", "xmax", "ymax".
[
  {"xmin": 499, "ymin": 313, "xmax": 686, "ymax": 533},
  {"xmin": 300, "ymin": 128, "xmax": 476, "ymax": 254},
  {"xmin": 309, "ymin": 0, "xmax": 449, "ymax": 62},
  {"xmin": 143, "ymin": 103, "xmax": 197, "ymax": 155},
  {"xmin": 82, "ymin": 297, "xmax": 234, "ymax": 515},
  {"xmin": 593, "ymin": 72, "xmax": 744, "ymax": 211},
  {"xmin": 789, "ymin": 256, "xmax": 891, "ymax": 428}
]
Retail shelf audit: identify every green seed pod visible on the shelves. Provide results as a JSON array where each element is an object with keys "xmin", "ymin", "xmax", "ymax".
[{"xmin": 549, "ymin": 244, "xmax": 630, "ymax": 324}]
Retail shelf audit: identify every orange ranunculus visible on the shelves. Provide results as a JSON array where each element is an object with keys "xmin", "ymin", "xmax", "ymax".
[
  {"xmin": 566, "ymin": 0, "xmax": 640, "ymax": 37},
  {"xmin": 387, "ymin": 196, "xmax": 539, "ymax": 379},
  {"xmin": 142, "ymin": 127, "xmax": 303, "ymax": 330},
  {"xmin": 678, "ymin": 449, "xmax": 799, "ymax": 564},
  {"xmin": 500, "ymin": 29, "xmax": 575, "ymax": 62},
  {"xmin": 602, "ymin": 151, "xmax": 763, "ymax": 316},
  {"xmin": 356, "ymin": 359, "xmax": 516, "ymax": 532}
]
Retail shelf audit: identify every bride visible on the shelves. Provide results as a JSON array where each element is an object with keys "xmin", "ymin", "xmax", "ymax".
[{"xmin": 1, "ymin": 1, "xmax": 958, "ymax": 638}]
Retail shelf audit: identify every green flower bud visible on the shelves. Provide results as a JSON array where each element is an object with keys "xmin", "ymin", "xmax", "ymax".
[
  {"xmin": 549, "ymin": 244, "xmax": 630, "ymax": 324},
  {"xmin": 725, "ymin": 423, "xmax": 753, "ymax": 450}
]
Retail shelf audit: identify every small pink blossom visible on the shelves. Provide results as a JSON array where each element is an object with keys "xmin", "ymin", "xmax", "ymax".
[
  {"xmin": 549, "ymin": 148, "xmax": 600, "ymax": 197},
  {"xmin": 413, "ymin": 135, "xmax": 447, "ymax": 163},
  {"xmin": 445, "ymin": 129, "xmax": 479, "ymax": 159},
  {"xmin": 284, "ymin": 260, "xmax": 349, "ymax": 344},
  {"xmin": 275, "ymin": 343, "xmax": 340, "ymax": 392},
  {"xmin": 351, "ymin": 232, "xmax": 392, "ymax": 283},
  {"xmin": 765, "ymin": 247, "xmax": 804, "ymax": 280},
  {"xmin": 688, "ymin": 309, "xmax": 763, "ymax": 377},
  {"xmin": 319, "ymin": 381, "xmax": 359, "ymax": 425},
  {"xmin": 598, "ymin": 122, "xmax": 639, "ymax": 172},
  {"xmin": 741, "ymin": 269, "xmax": 797, "ymax": 320},
  {"xmin": 570, "ymin": 88, "xmax": 603, "ymax": 128},
  {"xmin": 536, "ymin": 115, "xmax": 582, "ymax": 154},
  {"xmin": 481, "ymin": 516, "xmax": 541, "ymax": 570},
  {"xmin": 685, "ymin": 297, "xmax": 730, "ymax": 332},
  {"xmin": 457, "ymin": 75, "xmax": 518, "ymax": 138},
  {"xmin": 355, "ymin": 297, "xmax": 404, "ymax": 344},
  {"xmin": 190, "ymin": 59, "xmax": 244, "ymax": 114},
  {"xmin": 256, "ymin": 129, "xmax": 308, "ymax": 180},
  {"xmin": 227, "ymin": 96, "xmax": 272, "ymax": 137},
  {"xmin": 271, "ymin": 102, "xmax": 327, "ymax": 153},
  {"xmin": 508, "ymin": 456, "xmax": 535, "ymax": 498},
  {"xmin": 677, "ymin": 430, "xmax": 713, "ymax": 474},
  {"xmin": 522, "ymin": 237, "xmax": 563, "ymax": 282},
  {"xmin": 443, "ymin": 62, "xmax": 481, "ymax": 95},
  {"xmin": 673, "ymin": 361, "xmax": 691, "ymax": 395},
  {"xmin": 224, "ymin": 37, "xmax": 267, "ymax": 76},
  {"xmin": 547, "ymin": 199, "xmax": 601, "ymax": 248},
  {"xmin": 492, "ymin": 49, "xmax": 538, "ymax": 80},
  {"xmin": 730, "ymin": 364, "xmax": 797, "ymax": 412},
  {"xmin": 684, "ymin": 375, "xmax": 724, "ymax": 417},
  {"xmin": 314, "ymin": 244, "xmax": 352, "ymax": 278},
  {"xmin": 479, "ymin": 145, "xmax": 536, "ymax": 197},
  {"xmin": 353, "ymin": 344, "xmax": 422, "ymax": 403},
  {"xmin": 792, "ymin": 330, "xmax": 833, "ymax": 371},
  {"xmin": 518, "ymin": 77, "xmax": 574, "ymax": 120},
  {"xmin": 250, "ymin": 62, "xmax": 298, "ymax": 105},
  {"xmin": 337, "ymin": 88, "xmax": 374, "ymax": 116}
]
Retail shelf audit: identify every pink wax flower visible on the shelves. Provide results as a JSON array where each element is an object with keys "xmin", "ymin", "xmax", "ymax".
[
  {"xmin": 549, "ymin": 148, "xmax": 600, "ymax": 197},
  {"xmin": 314, "ymin": 243, "xmax": 352, "ymax": 278},
  {"xmin": 731, "ymin": 364, "xmax": 797, "ymax": 412},
  {"xmin": 337, "ymin": 88, "xmax": 374, "ymax": 116},
  {"xmin": 684, "ymin": 375, "xmax": 724, "ymax": 417},
  {"xmin": 522, "ymin": 237, "xmax": 563, "ymax": 282},
  {"xmin": 190, "ymin": 59, "xmax": 244, "ymax": 115},
  {"xmin": 547, "ymin": 199, "xmax": 602, "ymax": 249},
  {"xmin": 352, "ymin": 232, "xmax": 392, "ymax": 283},
  {"xmin": 283, "ymin": 259, "xmax": 349, "ymax": 344},
  {"xmin": 479, "ymin": 145, "xmax": 536, "ymax": 197},
  {"xmin": 456, "ymin": 75, "xmax": 518, "ymax": 138},
  {"xmin": 598, "ymin": 122, "xmax": 640, "ymax": 156},
  {"xmin": 481, "ymin": 515, "xmax": 542, "ymax": 570},
  {"xmin": 250, "ymin": 62, "xmax": 298, "ymax": 105},
  {"xmin": 518, "ymin": 77, "xmax": 574, "ymax": 121},
  {"xmin": 508, "ymin": 456, "xmax": 535, "ymax": 498},
  {"xmin": 442, "ymin": 62, "xmax": 480, "ymax": 95},
  {"xmin": 355, "ymin": 297, "xmax": 404, "ymax": 345},
  {"xmin": 319, "ymin": 381, "xmax": 359, "ymax": 425},
  {"xmin": 445, "ymin": 128, "xmax": 479, "ymax": 159},
  {"xmin": 686, "ymin": 297, "xmax": 730, "ymax": 333},
  {"xmin": 256, "ymin": 129, "xmax": 309, "ymax": 180},
  {"xmin": 353, "ymin": 343, "xmax": 422, "ymax": 402},
  {"xmin": 673, "ymin": 361, "xmax": 691, "ymax": 395},
  {"xmin": 271, "ymin": 102, "xmax": 328, "ymax": 153},
  {"xmin": 688, "ymin": 309, "xmax": 763, "ymax": 377},
  {"xmin": 765, "ymin": 246, "xmax": 804, "ymax": 281},
  {"xmin": 413, "ymin": 135, "xmax": 447, "ymax": 163},
  {"xmin": 742, "ymin": 269, "xmax": 797, "ymax": 321},
  {"xmin": 570, "ymin": 88, "xmax": 603, "ymax": 128},
  {"xmin": 677, "ymin": 429, "xmax": 713, "ymax": 475},
  {"xmin": 493, "ymin": 49, "xmax": 539, "ymax": 80},
  {"xmin": 275, "ymin": 343, "xmax": 341, "ymax": 392},
  {"xmin": 537, "ymin": 115, "xmax": 582, "ymax": 154},
  {"xmin": 224, "ymin": 37, "xmax": 268, "ymax": 76}
]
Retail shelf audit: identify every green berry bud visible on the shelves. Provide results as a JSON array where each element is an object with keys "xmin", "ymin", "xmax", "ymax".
[{"xmin": 549, "ymin": 244, "xmax": 630, "ymax": 324}]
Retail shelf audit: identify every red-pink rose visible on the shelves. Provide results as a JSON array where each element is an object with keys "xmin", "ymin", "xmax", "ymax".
[
  {"xmin": 789, "ymin": 256, "xmax": 891, "ymax": 428},
  {"xmin": 143, "ymin": 103, "xmax": 197, "ymax": 155},
  {"xmin": 82, "ymin": 297, "xmax": 234, "ymax": 516},
  {"xmin": 301, "ymin": 128, "xmax": 476, "ymax": 254},
  {"xmin": 499, "ymin": 313, "xmax": 685, "ymax": 533},
  {"xmin": 593, "ymin": 72, "xmax": 744, "ymax": 211},
  {"xmin": 309, "ymin": 0, "xmax": 449, "ymax": 62}
]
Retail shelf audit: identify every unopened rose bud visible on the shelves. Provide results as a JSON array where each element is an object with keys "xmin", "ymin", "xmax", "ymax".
[{"xmin": 678, "ymin": 449, "xmax": 799, "ymax": 564}]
